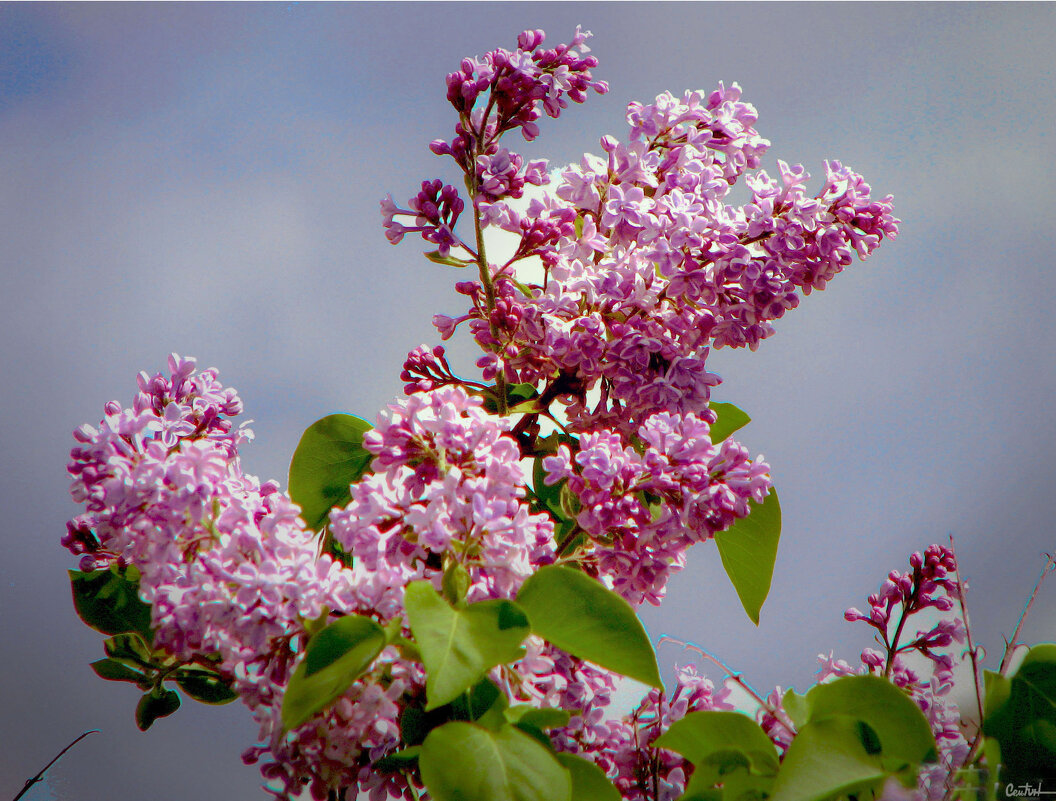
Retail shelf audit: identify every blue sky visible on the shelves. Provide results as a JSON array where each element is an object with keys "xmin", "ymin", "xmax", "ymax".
[{"xmin": 2, "ymin": 4, "xmax": 1054, "ymax": 799}]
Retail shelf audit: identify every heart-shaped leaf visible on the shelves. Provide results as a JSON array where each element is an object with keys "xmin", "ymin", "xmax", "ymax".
[
  {"xmin": 288, "ymin": 413, "xmax": 373, "ymax": 530},
  {"xmin": 281, "ymin": 614, "xmax": 386, "ymax": 730},
  {"xmin": 714, "ymin": 489, "xmax": 781, "ymax": 625},
  {"xmin": 420, "ymin": 722, "xmax": 570, "ymax": 801},
  {"xmin": 709, "ymin": 402, "xmax": 751, "ymax": 442},
  {"xmin": 516, "ymin": 565, "xmax": 661, "ymax": 688},
  {"xmin": 405, "ymin": 582, "xmax": 530, "ymax": 710}
]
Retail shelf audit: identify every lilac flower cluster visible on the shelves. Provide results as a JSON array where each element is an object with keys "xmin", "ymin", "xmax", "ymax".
[
  {"xmin": 64, "ymin": 27, "xmax": 909, "ymax": 801},
  {"xmin": 562, "ymin": 665, "xmax": 733, "ymax": 801},
  {"xmin": 330, "ymin": 386, "xmax": 556, "ymax": 609},
  {"xmin": 65, "ymin": 356, "xmax": 428, "ymax": 800},
  {"xmin": 430, "ymin": 85, "xmax": 897, "ymax": 432},
  {"xmin": 772, "ymin": 545, "xmax": 970, "ymax": 800},
  {"xmin": 544, "ymin": 411, "xmax": 771, "ymax": 605},
  {"xmin": 382, "ymin": 28, "xmax": 607, "ymax": 253}
]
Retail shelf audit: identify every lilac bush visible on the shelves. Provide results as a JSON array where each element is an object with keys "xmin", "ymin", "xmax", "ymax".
[{"xmin": 63, "ymin": 26, "xmax": 1052, "ymax": 801}]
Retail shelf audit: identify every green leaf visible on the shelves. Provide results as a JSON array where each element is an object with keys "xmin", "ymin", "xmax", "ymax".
[
  {"xmin": 714, "ymin": 489, "xmax": 781, "ymax": 625},
  {"xmin": 515, "ymin": 565, "xmax": 662, "ymax": 688},
  {"xmin": 420, "ymin": 722, "xmax": 571, "ymax": 801},
  {"xmin": 709, "ymin": 402, "xmax": 751, "ymax": 443},
  {"xmin": 457, "ymin": 678, "xmax": 509, "ymax": 730},
  {"xmin": 983, "ymin": 643, "xmax": 1056, "ymax": 781},
  {"xmin": 555, "ymin": 752, "xmax": 621, "ymax": 801},
  {"xmin": 288, "ymin": 413, "xmax": 373, "ymax": 530},
  {"xmin": 281, "ymin": 614, "xmax": 386, "ymax": 731},
  {"xmin": 803, "ymin": 675, "xmax": 937, "ymax": 774},
  {"xmin": 90, "ymin": 658, "xmax": 149, "ymax": 688},
  {"xmin": 442, "ymin": 563, "xmax": 471, "ymax": 607},
  {"xmin": 781, "ymin": 688, "xmax": 811, "ymax": 729},
  {"xmin": 770, "ymin": 716, "xmax": 889, "ymax": 801},
  {"xmin": 135, "ymin": 688, "xmax": 180, "ymax": 731},
  {"xmin": 405, "ymin": 582, "xmax": 530, "ymax": 710},
  {"xmin": 104, "ymin": 633, "xmax": 155, "ymax": 668},
  {"xmin": 174, "ymin": 669, "xmax": 238, "ymax": 704},
  {"xmin": 504, "ymin": 706, "xmax": 571, "ymax": 731},
  {"xmin": 425, "ymin": 250, "xmax": 471, "ymax": 268},
  {"xmin": 69, "ymin": 566, "xmax": 153, "ymax": 642},
  {"xmin": 374, "ymin": 746, "xmax": 422, "ymax": 773},
  {"xmin": 532, "ymin": 456, "xmax": 566, "ymax": 519},
  {"xmin": 654, "ymin": 710, "xmax": 779, "ymax": 780}
]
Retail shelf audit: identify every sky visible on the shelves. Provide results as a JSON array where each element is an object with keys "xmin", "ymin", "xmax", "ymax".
[{"xmin": 1, "ymin": 3, "xmax": 1055, "ymax": 799}]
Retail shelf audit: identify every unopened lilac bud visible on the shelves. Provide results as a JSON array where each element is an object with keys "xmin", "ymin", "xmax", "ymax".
[{"xmin": 517, "ymin": 29, "xmax": 545, "ymax": 51}]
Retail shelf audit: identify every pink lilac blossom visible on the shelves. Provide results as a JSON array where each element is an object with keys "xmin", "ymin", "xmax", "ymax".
[
  {"xmin": 426, "ymin": 86, "xmax": 896, "ymax": 433},
  {"xmin": 555, "ymin": 664, "xmax": 733, "ymax": 801},
  {"xmin": 543, "ymin": 411, "xmax": 771, "ymax": 605},
  {"xmin": 65, "ymin": 355, "xmax": 420, "ymax": 800},
  {"xmin": 330, "ymin": 385, "xmax": 555, "ymax": 603},
  {"xmin": 794, "ymin": 545, "xmax": 970, "ymax": 800}
]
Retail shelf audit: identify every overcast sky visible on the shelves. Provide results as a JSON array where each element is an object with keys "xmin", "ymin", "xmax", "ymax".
[{"xmin": 2, "ymin": 3, "xmax": 1055, "ymax": 799}]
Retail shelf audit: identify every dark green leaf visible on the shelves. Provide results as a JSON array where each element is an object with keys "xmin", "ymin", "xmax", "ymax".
[
  {"xmin": 104, "ymin": 633, "xmax": 155, "ymax": 668},
  {"xmin": 442, "ymin": 563, "xmax": 471, "ymax": 607},
  {"xmin": 516, "ymin": 565, "xmax": 662, "ymax": 688},
  {"xmin": 69, "ymin": 567, "xmax": 153, "ymax": 642},
  {"xmin": 281, "ymin": 614, "xmax": 386, "ymax": 730},
  {"xmin": 555, "ymin": 753, "xmax": 621, "ymax": 801},
  {"xmin": 709, "ymin": 402, "xmax": 751, "ymax": 443},
  {"xmin": 405, "ymin": 582, "xmax": 530, "ymax": 710},
  {"xmin": 504, "ymin": 706, "xmax": 571, "ymax": 731},
  {"xmin": 174, "ymin": 669, "xmax": 238, "ymax": 704},
  {"xmin": 135, "ymin": 689, "xmax": 180, "ymax": 731},
  {"xmin": 714, "ymin": 489, "xmax": 781, "ymax": 625},
  {"xmin": 983, "ymin": 643, "xmax": 1056, "ymax": 781},
  {"xmin": 532, "ymin": 456, "xmax": 566, "ymax": 519},
  {"xmin": 374, "ymin": 746, "xmax": 422, "ymax": 773},
  {"xmin": 288, "ymin": 413, "xmax": 373, "ymax": 530},
  {"xmin": 90, "ymin": 658, "xmax": 149, "ymax": 687},
  {"xmin": 420, "ymin": 722, "xmax": 571, "ymax": 801}
]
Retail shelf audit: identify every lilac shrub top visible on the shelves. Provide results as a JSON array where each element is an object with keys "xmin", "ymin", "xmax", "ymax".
[{"xmin": 58, "ymin": 28, "xmax": 971, "ymax": 801}]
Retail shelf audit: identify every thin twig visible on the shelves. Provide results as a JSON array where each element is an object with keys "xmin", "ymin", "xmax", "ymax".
[
  {"xmin": 657, "ymin": 635, "xmax": 798, "ymax": 738},
  {"xmin": 999, "ymin": 551, "xmax": 1056, "ymax": 675},
  {"xmin": 942, "ymin": 533, "xmax": 986, "ymax": 801},
  {"xmin": 13, "ymin": 730, "xmax": 99, "ymax": 801}
]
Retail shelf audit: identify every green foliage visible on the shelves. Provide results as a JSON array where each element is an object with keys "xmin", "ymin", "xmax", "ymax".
[
  {"xmin": 516, "ymin": 565, "xmax": 662, "ymax": 688},
  {"xmin": 135, "ymin": 688, "xmax": 180, "ymax": 731},
  {"xmin": 173, "ymin": 668, "xmax": 239, "ymax": 704},
  {"xmin": 103, "ymin": 632, "xmax": 157, "ymax": 668},
  {"xmin": 281, "ymin": 614, "xmax": 387, "ymax": 731},
  {"xmin": 983, "ymin": 644, "xmax": 1056, "ymax": 784},
  {"xmin": 555, "ymin": 752, "xmax": 622, "ymax": 801},
  {"xmin": 770, "ymin": 675, "xmax": 937, "ymax": 801},
  {"xmin": 70, "ymin": 565, "xmax": 153, "ymax": 643},
  {"xmin": 424, "ymin": 249, "xmax": 472, "ymax": 268},
  {"xmin": 655, "ymin": 710, "xmax": 779, "ymax": 800},
  {"xmin": 288, "ymin": 413, "xmax": 373, "ymax": 530},
  {"xmin": 398, "ymin": 677, "xmax": 508, "ymax": 749},
  {"xmin": 714, "ymin": 490, "xmax": 781, "ymax": 625},
  {"xmin": 90, "ymin": 658, "xmax": 151, "ymax": 688},
  {"xmin": 405, "ymin": 581, "xmax": 530, "ymax": 710},
  {"xmin": 419, "ymin": 721, "xmax": 571, "ymax": 801},
  {"xmin": 708, "ymin": 402, "xmax": 752, "ymax": 443}
]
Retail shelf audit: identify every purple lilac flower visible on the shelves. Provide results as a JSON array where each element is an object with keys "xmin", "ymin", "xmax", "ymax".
[
  {"xmin": 543, "ymin": 411, "xmax": 771, "ymax": 605},
  {"xmin": 555, "ymin": 664, "xmax": 732, "ymax": 801},
  {"xmin": 66, "ymin": 356, "xmax": 425, "ymax": 800}
]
